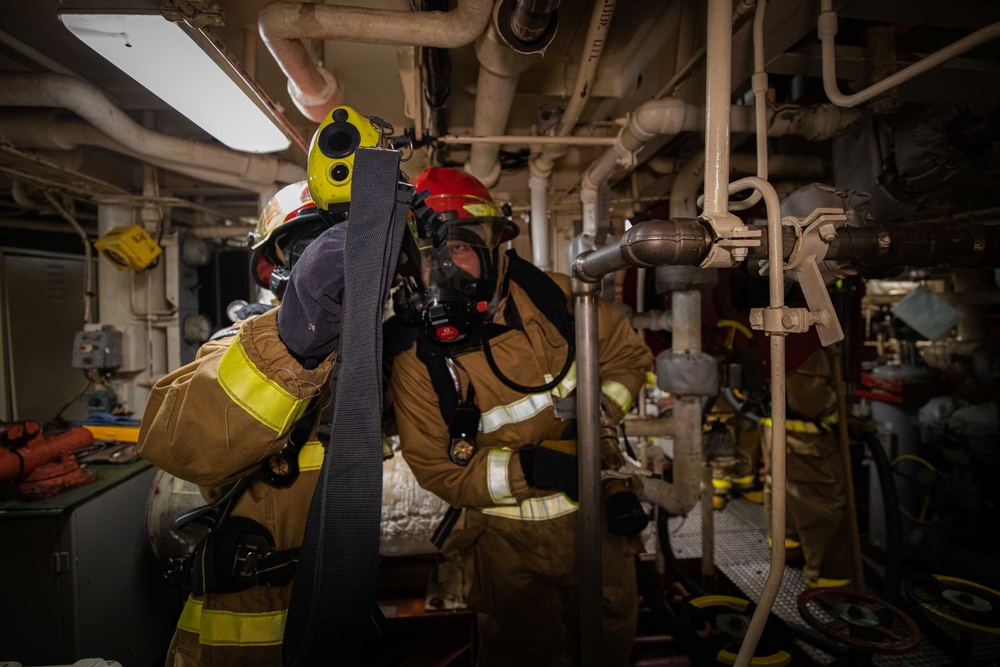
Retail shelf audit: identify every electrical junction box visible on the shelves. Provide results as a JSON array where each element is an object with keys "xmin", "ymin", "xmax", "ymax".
[{"xmin": 72, "ymin": 327, "xmax": 123, "ymax": 369}]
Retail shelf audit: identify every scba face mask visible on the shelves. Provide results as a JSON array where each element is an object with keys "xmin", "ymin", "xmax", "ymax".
[{"xmin": 417, "ymin": 218, "xmax": 502, "ymax": 343}]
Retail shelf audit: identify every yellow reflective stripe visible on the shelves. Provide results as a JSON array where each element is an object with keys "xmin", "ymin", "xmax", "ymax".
[
  {"xmin": 601, "ymin": 380, "xmax": 633, "ymax": 417},
  {"xmin": 177, "ymin": 596, "xmax": 286, "ymax": 647},
  {"xmin": 758, "ymin": 417, "xmax": 834, "ymax": 434},
  {"xmin": 717, "ymin": 649, "xmax": 791, "ymax": 666},
  {"xmin": 712, "ymin": 478, "xmax": 732, "ymax": 491},
  {"xmin": 551, "ymin": 363, "xmax": 577, "ymax": 398},
  {"xmin": 805, "ymin": 577, "xmax": 851, "ymax": 588},
  {"xmin": 217, "ymin": 330, "xmax": 310, "ymax": 433},
  {"xmin": 481, "ymin": 493, "xmax": 578, "ymax": 520},
  {"xmin": 481, "ymin": 392, "xmax": 552, "ymax": 434},
  {"xmin": 298, "ymin": 441, "xmax": 324, "ymax": 472},
  {"xmin": 487, "ymin": 448, "xmax": 517, "ymax": 506}
]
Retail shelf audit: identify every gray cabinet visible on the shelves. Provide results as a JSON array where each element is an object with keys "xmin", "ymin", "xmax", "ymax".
[{"xmin": 0, "ymin": 462, "xmax": 179, "ymax": 666}]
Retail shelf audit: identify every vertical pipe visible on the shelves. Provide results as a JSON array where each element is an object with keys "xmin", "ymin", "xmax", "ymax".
[
  {"xmin": 574, "ymin": 276, "xmax": 603, "ymax": 667},
  {"xmin": 701, "ymin": 464, "xmax": 715, "ymax": 581},
  {"xmin": 672, "ymin": 289, "xmax": 708, "ymax": 582},
  {"xmin": 466, "ymin": 24, "xmax": 537, "ymax": 186},
  {"xmin": 528, "ymin": 176, "xmax": 551, "ymax": 270},
  {"xmin": 703, "ymin": 0, "xmax": 733, "ymax": 216},
  {"xmin": 728, "ymin": 177, "xmax": 786, "ymax": 667}
]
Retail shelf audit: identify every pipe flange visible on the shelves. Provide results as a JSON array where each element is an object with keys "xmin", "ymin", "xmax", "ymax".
[{"xmin": 494, "ymin": 0, "xmax": 558, "ymax": 54}]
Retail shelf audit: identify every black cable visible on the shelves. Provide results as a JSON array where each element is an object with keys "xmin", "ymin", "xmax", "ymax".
[
  {"xmin": 656, "ymin": 506, "xmax": 708, "ymax": 598},
  {"xmin": 477, "ymin": 316, "xmax": 575, "ymax": 393},
  {"xmin": 861, "ymin": 431, "xmax": 904, "ymax": 603}
]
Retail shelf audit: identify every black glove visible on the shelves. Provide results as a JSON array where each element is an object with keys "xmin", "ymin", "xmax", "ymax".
[
  {"xmin": 277, "ymin": 223, "xmax": 348, "ymax": 368},
  {"xmin": 519, "ymin": 440, "xmax": 579, "ymax": 502}
]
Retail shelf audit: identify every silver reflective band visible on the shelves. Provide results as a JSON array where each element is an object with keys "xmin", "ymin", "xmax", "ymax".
[
  {"xmin": 481, "ymin": 493, "xmax": 578, "ymax": 520},
  {"xmin": 487, "ymin": 447, "xmax": 517, "ymax": 505}
]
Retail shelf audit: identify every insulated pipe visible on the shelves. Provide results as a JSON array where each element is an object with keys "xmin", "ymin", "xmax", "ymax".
[
  {"xmin": 0, "ymin": 112, "xmax": 299, "ymax": 195},
  {"xmin": 258, "ymin": 0, "xmax": 492, "ymax": 121},
  {"xmin": 818, "ymin": 0, "xmax": 1000, "ymax": 108},
  {"xmin": 573, "ymin": 218, "xmax": 711, "ymax": 283},
  {"xmin": 727, "ymin": 177, "xmax": 786, "ymax": 667},
  {"xmin": 665, "ymin": 150, "xmax": 717, "ymax": 577},
  {"xmin": 466, "ymin": 23, "xmax": 540, "ymax": 186},
  {"xmin": 572, "ymin": 276, "xmax": 604, "ymax": 667},
  {"xmin": 0, "ymin": 74, "xmax": 305, "ymax": 188},
  {"xmin": 740, "ymin": 220, "xmax": 1000, "ymax": 268}
]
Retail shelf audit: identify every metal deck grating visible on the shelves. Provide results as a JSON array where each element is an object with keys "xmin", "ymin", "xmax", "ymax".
[{"xmin": 662, "ymin": 498, "xmax": 1000, "ymax": 666}]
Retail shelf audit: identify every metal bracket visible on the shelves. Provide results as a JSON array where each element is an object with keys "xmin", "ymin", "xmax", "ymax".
[
  {"xmin": 161, "ymin": 1, "xmax": 225, "ymax": 28},
  {"xmin": 698, "ymin": 212, "xmax": 762, "ymax": 268},
  {"xmin": 752, "ymin": 207, "xmax": 846, "ymax": 345}
]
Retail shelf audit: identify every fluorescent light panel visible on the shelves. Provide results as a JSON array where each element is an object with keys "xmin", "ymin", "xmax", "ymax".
[{"xmin": 60, "ymin": 12, "xmax": 290, "ymax": 154}]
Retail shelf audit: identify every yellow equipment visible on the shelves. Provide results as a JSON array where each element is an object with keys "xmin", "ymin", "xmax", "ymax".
[
  {"xmin": 93, "ymin": 224, "xmax": 162, "ymax": 271},
  {"xmin": 307, "ymin": 105, "xmax": 388, "ymax": 214}
]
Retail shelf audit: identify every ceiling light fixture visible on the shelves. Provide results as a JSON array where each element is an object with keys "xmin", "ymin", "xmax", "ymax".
[{"xmin": 59, "ymin": 11, "xmax": 293, "ymax": 154}]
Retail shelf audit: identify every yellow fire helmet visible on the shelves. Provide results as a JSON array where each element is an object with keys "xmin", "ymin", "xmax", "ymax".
[{"xmin": 307, "ymin": 105, "xmax": 385, "ymax": 213}]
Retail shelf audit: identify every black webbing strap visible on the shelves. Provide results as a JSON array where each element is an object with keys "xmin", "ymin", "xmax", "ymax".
[{"xmin": 283, "ymin": 147, "xmax": 410, "ymax": 666}]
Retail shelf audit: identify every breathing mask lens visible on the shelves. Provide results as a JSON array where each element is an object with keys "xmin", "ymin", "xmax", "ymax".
[{"xmin": 413, "ymin": 221, "xmax": 497, "ymax": 342}]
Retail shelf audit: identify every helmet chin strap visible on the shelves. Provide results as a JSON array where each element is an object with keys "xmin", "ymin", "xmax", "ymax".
[{"xmin": 474, "ymin": 315, "xmax": 575, "ymax": 394}]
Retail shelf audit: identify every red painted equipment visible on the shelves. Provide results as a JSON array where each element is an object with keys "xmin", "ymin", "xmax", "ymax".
[{"xmin": 0, "ymin": 422, "xmax": 97, "ymax": 499}]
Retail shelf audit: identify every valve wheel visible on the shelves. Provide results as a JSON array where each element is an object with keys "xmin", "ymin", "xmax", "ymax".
[
  {"xmin": 682, "ymin": 595, "xmax": 793, "ymax": 666},
  {"xmin": 797, "ymin": 588, "xmax": 921, "ymax": 654},
  {"xmin": 903, "ymin": 574, "xmax": 1000, "ymax": 637}
]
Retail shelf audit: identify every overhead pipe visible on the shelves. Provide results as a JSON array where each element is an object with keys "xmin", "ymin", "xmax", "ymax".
[
  {"xmin": 818, "ymin": 0, "xmax": 1000, "ymax": 108},
  {"xmin": 258, "ymin": 0, "xmax": 493, "ymax": 121},
  {"xmin": 0, "ymin": 74, "xmax": 305, "ymax": 189},
  {"xmin": 465, "ymin": 22, "xmax": 542, "ymax": 186},
  {"xmin": 579, "ymin": 100, "xmax": 855, "ymax": 224},
  {"xmin": 728, "ymin": 0, "xmax": 770, "ymax": 212},
  {"xmin": 509, "ymin": 0, "xmax": 560, "ymax": 43},
  {"xmin": 0, "ymin": 111, "xmax": 297, "ymax": 196},
  {"xmin": 527, "ymin": 0, "xmax": 615, "ymax": 267}
]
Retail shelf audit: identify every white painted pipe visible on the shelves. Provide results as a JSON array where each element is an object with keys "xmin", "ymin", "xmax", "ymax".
[
  {"xmin": 465, "ymin": 23, "xmax": 540, "ymax": 186},
  {"xmin": 581, "ymin": 97, "xmax": 701, "ymax": 198},
  {"xmin": 703, "ymin": 0, "xmax": 733, "ymax": 217},
  {"xmin": 530, "ymin": 0, "xmax": 617, "ymax": 181},
  {"xmin": 0, "ymin": 111, "xmax": 300, "ymax": 195},
  {"xmin": 641, "ymin": 291, "xmax": 703, "ymax": 517},
  {"xmin": 259, "ymin": 0, "xmax": 492, "ymax": 122},
  {"xmin": 528, "ymin": 176, "xmax": 551, "ymax": 270},
  {"xmin": 730, "ymin": 0, "xmax": 771, "ymax": 212},
  {"xmin": 439, "ymin": 134, "xmax": 616, "ymax": 146},
  {"xmin": 727, "ymin": 177, "xmax": 786, "ymax": 667},
  {"xmin": 0, "ymin": 74, "xmax": 305, "ymax": 188},
  {"xmin": 525, "ymin": 0, "xmax": 617, "ymax": 256},
  {"xmin": 670, "ymin": 151, "xmax": 708, "ymax": 219},
  {"xmin": 818, "ymin": 0, "xmax": 1000, "ymax": 108},
  {"xmin": 43, "ymin": 192, "xmax": 94, "ymax": 324}
]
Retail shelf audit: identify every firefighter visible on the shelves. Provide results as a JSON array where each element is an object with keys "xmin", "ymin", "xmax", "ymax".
[
  {"xmin": 137, "ymin": 180, "xmax": 347, "ymax": 665},
  {"xmin": 388, "ymin": 167, "xmax": 653, "ymax": 667},
  {"xmin": 759, "ymin": 341, "xmax": 853, "ymax": 588}
]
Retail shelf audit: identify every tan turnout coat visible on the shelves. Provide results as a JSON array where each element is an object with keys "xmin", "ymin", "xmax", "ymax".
[{"xmin": 138, "ymin": 308, "xmax": 334, "ymax": 666}]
